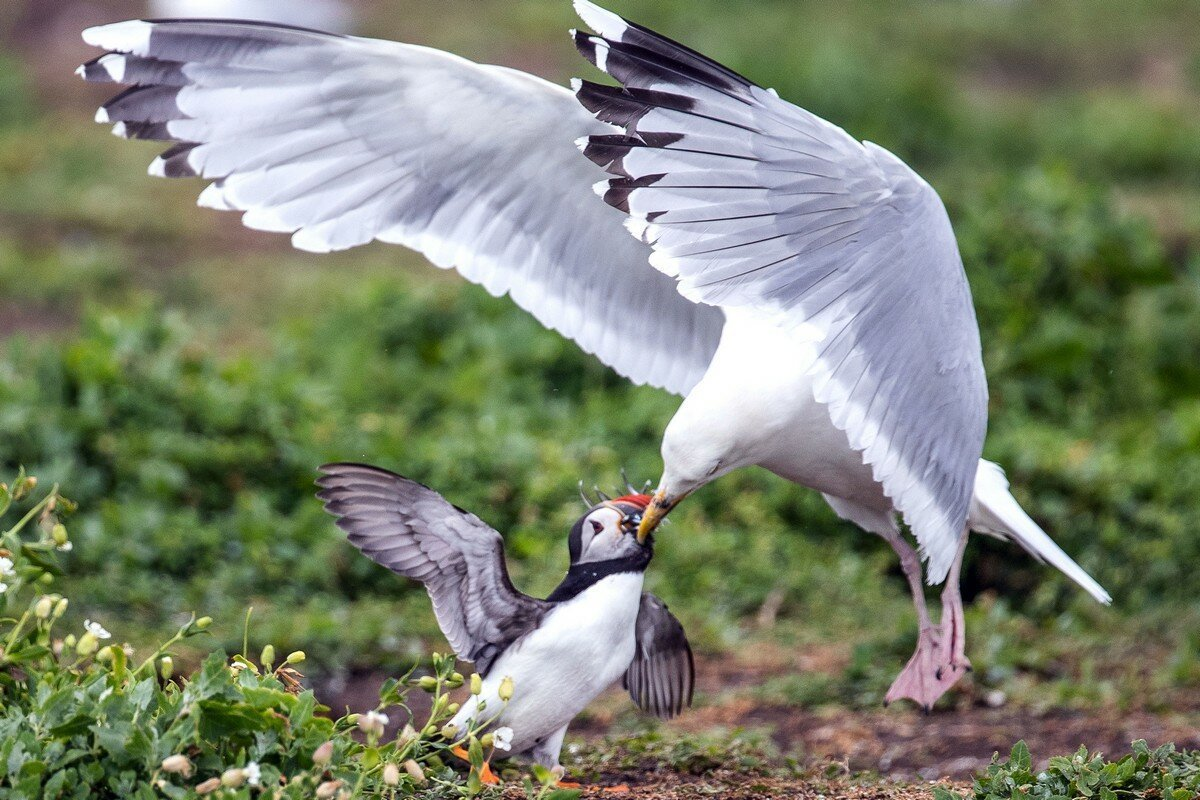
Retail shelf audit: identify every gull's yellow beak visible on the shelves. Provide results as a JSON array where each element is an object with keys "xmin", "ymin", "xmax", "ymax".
[{"xmin": 636, "ymin": 490, "xmax": 680, "ymax": 543}]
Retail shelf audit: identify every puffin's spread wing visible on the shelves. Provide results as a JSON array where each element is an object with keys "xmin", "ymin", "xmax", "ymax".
[
  {"xmin": 572, "ymin": 1, "xmax": 989, "ymax": 581},
  {"xmin": 79, "ymin": 20, "xmax": 724, "ymax": 396},
  {"xmin": 623, "ymin": 593, "xmax": 694, "ymax": 719},
  {"xmin": 316, "ymin": 463, "xmax": 546, "ymax": 675}
]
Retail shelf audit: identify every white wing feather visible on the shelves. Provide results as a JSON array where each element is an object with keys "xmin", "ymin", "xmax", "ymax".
[{"xmin": 80, "ymin": 20, "xmax": 724, "ymax": 396}]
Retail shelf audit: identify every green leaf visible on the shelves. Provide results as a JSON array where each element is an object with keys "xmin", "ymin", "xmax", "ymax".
[
  {"xmin": 19, "ymin": 544, "xmax": 63, "ymax": 575},
  {"xmin": 934, "ymin": 788, "xmax": 965, "ymax": 800},
  {"xmin": 1010, "ymin": 741, "xmax": 1033, "ymax": 773},
  {"xmin": 49, "ymin": 715, "xmax": 93, "ymax": 739},
  {"xmin": 468, "ymin": 736, "xmax": 484, "ymax": 770},
  {"xmin": 544, "ymin": 790, "xmax": 583, "ymax": 800}
]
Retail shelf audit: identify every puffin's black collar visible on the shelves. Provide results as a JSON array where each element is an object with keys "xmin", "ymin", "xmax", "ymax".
[{"xmin": 545, "ymin": 549, "xmax": 651, "ymax": 603}]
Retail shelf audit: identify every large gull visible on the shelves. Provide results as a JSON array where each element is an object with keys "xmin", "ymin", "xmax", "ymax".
[{"xmin": 78, "ymin": 0, "xmax": 1110, "ymax": 708}]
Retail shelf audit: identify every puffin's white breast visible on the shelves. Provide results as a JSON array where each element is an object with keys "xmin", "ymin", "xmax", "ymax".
[{"xmin": 451, "ymin": 571, "xmax": 644, "ymax": 755}]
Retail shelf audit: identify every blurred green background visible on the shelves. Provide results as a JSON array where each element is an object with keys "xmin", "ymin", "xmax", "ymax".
[{"xmin": 0, "ymin": 0, "xmax": 1198, "ymax": 715}]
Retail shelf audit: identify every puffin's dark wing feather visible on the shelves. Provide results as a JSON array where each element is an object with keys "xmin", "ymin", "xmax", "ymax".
[
  {"xmin": 622, "ymin": 593, "xmax": 693, "ymax": 719},
  {"xmin": 316, "ymin": 463, "xmax": 547, "ymax": 676}
]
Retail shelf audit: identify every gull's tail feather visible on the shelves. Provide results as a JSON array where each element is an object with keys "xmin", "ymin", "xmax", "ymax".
[{"xmin": 969, "ymin": 460, "xmax": 1111, "ymax": 605}]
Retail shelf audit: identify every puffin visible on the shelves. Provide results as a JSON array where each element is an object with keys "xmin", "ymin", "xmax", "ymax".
[
  {"xmin": 315, "ymin": 463, "xmax": 693, "ymax": 778},
  {"xmin": 80, "ymin": 0, "xmax": 1108, "ymax": 710}
]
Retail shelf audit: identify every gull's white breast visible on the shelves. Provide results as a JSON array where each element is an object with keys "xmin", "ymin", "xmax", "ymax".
[{"xmin": 665, "ymin": 308, "xmax": 889, "ymax": 512}]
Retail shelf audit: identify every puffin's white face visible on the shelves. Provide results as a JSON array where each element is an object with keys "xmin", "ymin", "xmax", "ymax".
[{"xmin": 575, "ymin": 505, "xmax": 642, "ymax": 564}]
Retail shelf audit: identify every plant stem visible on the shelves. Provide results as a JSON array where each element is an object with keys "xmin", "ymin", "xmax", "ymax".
[{"xmin": 2, "ymin": 485, "xmax": 59, "ymax": 542}]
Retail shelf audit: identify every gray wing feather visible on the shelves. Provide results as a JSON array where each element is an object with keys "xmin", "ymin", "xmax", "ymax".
[
  {"xmin": 623, "ymin": 593, "xmax": 693, "ymax": 719},
  {"xmin": 79, "ymin": 19, "xmax": 724, "ymax": 397},
  {"xmin": 573, "ymin": 1, "xmax": 988, "ymax": 581},
  {"xmin": 316, "ymin": 463, "xmax": 546, "ymax": 675}
]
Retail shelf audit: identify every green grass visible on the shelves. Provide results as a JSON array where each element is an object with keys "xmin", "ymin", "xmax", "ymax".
[{"xmin": 0, "ymin": 0, "xmax": 1198, "ymax": 712}]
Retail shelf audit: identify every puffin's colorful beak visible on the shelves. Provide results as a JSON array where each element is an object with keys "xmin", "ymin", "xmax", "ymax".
[{"xmin": 636, "ymin": 490, "xmax": 679, "ymax": 543}]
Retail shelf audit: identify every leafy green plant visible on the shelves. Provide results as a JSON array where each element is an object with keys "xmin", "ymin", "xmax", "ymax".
[
  {"xmin": 0, "ymin": 473, "xmax": 521, "ymax": 799},
  {"xmin": 936, "ymin": 740, "xmax": 1200, "ymax": 800},
  {"xmin": 570, "ymin": 728, "xmax": 776, "ymax": 777}
]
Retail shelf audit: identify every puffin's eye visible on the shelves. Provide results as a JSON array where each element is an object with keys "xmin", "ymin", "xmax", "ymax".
[{"xmin": 590, "ymin": 519, "xmax": 604, "ymax": 534}]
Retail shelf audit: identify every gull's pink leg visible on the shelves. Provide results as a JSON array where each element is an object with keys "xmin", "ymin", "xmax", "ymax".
[
  {"xmin": 884, "ymin": 530, "xmax": 972, "ymax": 711},
  {"xmin": 938, "ymin": 530, "xmax": 972, "ymax": 676}
]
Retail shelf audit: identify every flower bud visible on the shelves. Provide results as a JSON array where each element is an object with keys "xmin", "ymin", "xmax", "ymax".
[
  {"xmin": 480, "ymin": 733, "xmax": 494, "ymax": 749},
  {"xmin": 312, "ymin": 741, "xmax": 334, "ymax": 766},
  {"xmin": 446, "ymin": 671, "xmax": 464, "ymax": 688},
  {"xmin": 417, "ymin": 676, "xmax": 439, "ymax": 692},
  {"xmin": 34, "ymin": 596, "xmax": 53, "ymax": 619},
  {"xmin": 63, "ymin": 634, "xmax": 76, "ymax": 649},
  {"xmin": 440, "ymin": 723, "xmax": 459, "ymax": 741},
  {"xmin": 286, "ymin": 650, "xmax": 305, "ymax": 664},
  {"xmin": 220, "ymin": 768, "xmax": 245, "ymax": 788},
  {"xmin": 447, "ymin": 702, "xmax": 460, "ymax": 715},
  {"xmin": 432, "ymin": 694, "xmax": 448, "ymax": 715},
  {"xmin": 498, "ymin": 675, "xmax": 514, "ymax": 702},
  {"xmin": 160, "ymin": 656, "xmax": 174, "ymax": 680},
  {"xmin": 382, "ymin": 763, "xmax": 400, "ymax": 786},
  {"xmin": 96, "ymin": 645, "xmax": 115, "ymax": 663},
  {"xmin": 51, "ymin": 524, "xmax": 68, "ymax": 547},
  {"xmin": 396, "ymin": 724, "xmax": 417, "ymax": 748},
  {"xmin": 316, "ymin": 779, "xmax": 343, "ymax": 799},
  {"xmin": 76, "ymin": 632, "xmax": 98, "ymax": 657},
  {"xmin": 194, "ymin": 616, "xmax": 212, "ymax": 631},
  {"xmin": 259, "ymin": 644, "xmax": 275, "ymax": 670},
  {"xmin": 195, "ymin": 777, "xmax": 221, "ymax": 795},
  {"xmin": 404, "ymin": 760, "xmax": 426, "ymax": 786},
  {"xmin": 160, "ymin": 754, "xmax": 193, "ymax": 777},
  {"xmin": 52, "ymin": 598, "xmax": 68, "ymax": 619}
]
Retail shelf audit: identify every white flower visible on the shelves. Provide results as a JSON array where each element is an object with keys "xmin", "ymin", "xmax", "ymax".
[
  {"xmin": 492, "ymin": 726, "xmax": 514, "ymax": 752},
  {"xmin": 57, "ymin": 542, "xmax": 73, "ymax": 552},
  {"xmin": 84, "ymin": 619, "xmax": 112, "ymax": 639},
  {"xmin": 357, "ymin": 710, "xmax": 389, "ymax": 737},
  {"xmin": 245, "ymin": 761, "xmax": 261, "ymax": 787},
  {"xmin": 0, "ymin": 583, "xmax": 7, "ymax": 594},
  {"xmin": 0, "ymin": 557, "xmax": 13, "ymax": 577}
]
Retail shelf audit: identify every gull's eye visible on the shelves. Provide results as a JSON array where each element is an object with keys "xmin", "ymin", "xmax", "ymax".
[{"xmin": 590, "ymin": 519, "xmax": 604, "ymax": 534}]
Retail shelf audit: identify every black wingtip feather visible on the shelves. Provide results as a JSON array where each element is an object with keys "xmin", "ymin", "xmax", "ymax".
[
  {"xmin": 602, "ymin": 173, "xmax": 665, "ymax": 213},
  {"xmin": 156, "ymin": 142, "xmax": 199, "ymax": 177},
  {"xmin": 100, "ymin": 83, "xmax": 185, "ymax": 123},
  {"xmin": 117, "ymin": 120, "xmax": 174, "ymax": 141},
  {"xmin": 575, "ymin": 4, "xmax": 752, "ymax": 94}
]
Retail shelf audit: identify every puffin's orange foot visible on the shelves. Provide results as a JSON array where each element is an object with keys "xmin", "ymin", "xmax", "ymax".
[
  {"xmin": 450, "ymin": 746, "xmax": 501, "ymax": 785},
  {"xmin": 478, "ymin": 761, "xmax": 500, "ymax": 785}
]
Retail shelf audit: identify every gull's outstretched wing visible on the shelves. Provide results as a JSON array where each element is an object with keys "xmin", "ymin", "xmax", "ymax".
[
  {"xmin": 316, "ymin": 463, "xmax": 547, "ymax": 676},
  {"xmin": 623, "ymin": 593, "xmax": 694, "ymax": 719},
  {"xmin": 79, "ymin": 20, "xmax": 724, "ymax": 396},
  {"xmin": 572, "ymin": 1, "xmax": 988, "ymax": 581}
]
